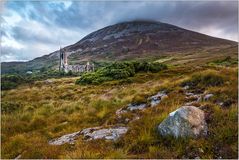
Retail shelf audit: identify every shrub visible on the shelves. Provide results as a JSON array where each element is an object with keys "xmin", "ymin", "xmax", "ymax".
[
  {"xmin": 1, "ymin": 75, "xmax": 26, "ymax": 90},
  {"xmin": 209, "ymin": 56, "xmax": 238, "ymax": 66},
  {"xmin": 148, "ymin": 62, "xmax": 167, "ymax": 73},
  {"xmin": 1, "ymin": 70, "xmax": 80, "ymax": 90},
  {"xmin": 76, "ymin": 61, "xmax": 167, "ymax": 85}
]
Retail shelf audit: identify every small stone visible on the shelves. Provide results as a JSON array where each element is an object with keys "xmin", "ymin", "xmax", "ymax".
[
  {"xmin": 125, "ymin": 118, "xmax": 130, "ymax": 122},
  {"xmin": 221, "ymin": 99, "xmax": 233, "ymax": 108},
  {"xmin": 116, "ymin": 108, "xmax": 127, "ymax": 115},
  {"xmin": 149, "ymin": 91, "xmax": 167, "ymax": 107},
  {"xmin": 183, "ymin": 85, "xmax": 190, "ymax": 90},
  {"xmin": 203, "ymin": 94, "xmax": 213, "ymax": 101},
  {"xmin": 14, "ymin": 154, "xmax": 21, "ymax": 159},
  {"xmin": 184, "ymin": 101, "xmax": 197, "ymax": 106},
  {"xmin": 185, "ymin": 92, "xmax": 194, "ymax": 96},
  {"xmin": 45, "ymin": 79, "xmax": 53, "ymax": 84},
  {"xmin": 127, "ymin": 103, "xmax": 147, "ymax": 111},
  {"xmin": 199, "ymin": 148, "xmax": 204, "ymax": 153}
]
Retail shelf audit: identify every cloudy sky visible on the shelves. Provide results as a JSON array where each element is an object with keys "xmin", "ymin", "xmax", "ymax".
[{"xmin": 1, "ymin": 1, "xmax": 238, "ymax": 62}]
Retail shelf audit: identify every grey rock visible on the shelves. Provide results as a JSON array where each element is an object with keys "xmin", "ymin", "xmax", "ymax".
[
  {"xmin": 158, "ymin": 106, "xmax": 207, "ymax": 138},
  {"xmin": 45, "ymin": 79, "xmax": 53, "ymax": 84},
  {"xmin": 127, "ymin": 103, "xmax": 147, "ymax": 111},
  {"xmin": 49, "ymin": 126, "xmax": 128, "ymax": 145},
  {"xmin": 82, "ymin": 126, "xmax": 128, "ymax": 141},
  {"xmin": 14, "ymin": 154, "xmax": 21, "ymax": 159},
  {"xmin": 185, "ymin": 92, "xmax": 202, "ymax": 102},
  {"xmin": 116, "ymin": 108, "xmax": 127, "ymax": 116},
  {"xmin": 203, "ymin": 94, "xmax": 213, "ymax": 101},
  {"xmin": 219, "ymin": 99, "xmax": 233, "ymax": 108},
  {"xmin": 133, "ymin": 116, "xmax": 140, "ymax": 121},
  {"xmin": 49, "ymin": 131, "xmax": 81, "ymax": 145},
  {"xmin": 185, "ymin": 92, "xmax": 194, "ymax": 96},
  {"xmin": 183, "ymin": 85, "xmax": 190, "ymax": 90},
  {"xmin": 125, "ymin": 118, "xmax": 130, "ymax": 123},
  {"xmin": 184, "ymin": 101, "xmax": 197, "ymax": 106},
  {"xmin": 116, "ymin": 103, "xmax": 147, "ymax": 116},
  {"xmin": 149, "ymin": 91, "xmax": 168, "ymax": 107},
  {"xmin": 116, "ymin": 91, "xmax": 167, "ymax": 116},
  {"xmin": 80, "ymin": 126, "xmax": 102, "ymax": 135}
]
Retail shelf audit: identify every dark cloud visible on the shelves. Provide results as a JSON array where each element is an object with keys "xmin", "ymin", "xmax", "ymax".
[{"xmin": 1, "ymin": 1, "xmax": 238, "ymax": 62}]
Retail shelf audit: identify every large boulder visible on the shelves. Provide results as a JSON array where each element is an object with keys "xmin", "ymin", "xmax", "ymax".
[{"xmin": 157, "ymin": 106, "xmax": 207, "ymax": 138}]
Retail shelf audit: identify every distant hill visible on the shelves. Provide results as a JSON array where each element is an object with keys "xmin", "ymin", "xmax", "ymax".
[{"xmin": 1, "ymin": 20, "xmax": 237, "ymax": 74}]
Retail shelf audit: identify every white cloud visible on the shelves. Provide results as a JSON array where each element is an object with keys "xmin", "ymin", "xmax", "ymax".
[
  {"xmin": 198, "ymin": 25, "xmax": 238, "ymax": 41},
  {"xmin": 2, "ymin": 36, "xmax": 25, "ymax": 49}
]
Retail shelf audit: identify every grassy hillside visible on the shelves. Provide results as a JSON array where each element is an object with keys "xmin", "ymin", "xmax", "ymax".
[{"xmin": 1, "ymin": 50, "xmax": 238, "ymax": 158}]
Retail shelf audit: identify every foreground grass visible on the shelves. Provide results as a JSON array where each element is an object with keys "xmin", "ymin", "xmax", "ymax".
[{"xmin": 1, "ymin": 62, "xmax": 238, "ymax": 158}]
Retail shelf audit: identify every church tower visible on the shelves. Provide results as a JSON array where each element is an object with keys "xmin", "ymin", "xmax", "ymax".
[{"xmin": 59, "ymin": 48, "xmax": 68, "ymax": 72}]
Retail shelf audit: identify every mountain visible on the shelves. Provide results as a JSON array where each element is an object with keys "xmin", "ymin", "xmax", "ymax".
[{"xmin": 1, "ymin": 20, "xmax": 237, "ymax": 74}]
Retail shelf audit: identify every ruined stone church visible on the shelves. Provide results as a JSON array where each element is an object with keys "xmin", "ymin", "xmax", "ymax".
[{"xmin": 59, "ymin": 48, "xmax": 94, "ymax": 73}]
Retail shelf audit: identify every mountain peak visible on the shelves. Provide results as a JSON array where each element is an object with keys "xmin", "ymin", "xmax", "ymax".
[
  {"xmin": 114, "ymin": 20, "xmax": 163, "ymax": 25},
  {"xmin": 66, "ymin": 21, "xmax": 234, "ymax": 59}
]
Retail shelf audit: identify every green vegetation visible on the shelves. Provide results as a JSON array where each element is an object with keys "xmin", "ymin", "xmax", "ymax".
[
  {"xmin": 76, "ymin": 61, "xmax": 167, "ymax": 85},
  {"xmin": 208, "ymin": 56, "xmax": 238, "ymax": 67},
  {"xmin": 1, "ymin": 70, "xmax": 79, "ymax": 90},
  {"xmin": 1, "ymin": 75, "xmax": 27, "ymax": 90}
]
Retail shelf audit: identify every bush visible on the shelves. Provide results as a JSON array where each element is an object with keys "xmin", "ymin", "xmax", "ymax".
[
  {"xmin": 76, "ymin": 61, "xmax": 167, "ymax": 85},
  {"xmin": 1, "ymin": 75, "xmax": 26, "ymax": 90},
  {"xmin": 209, "ymin": 56, "xmax": 238, "ymax": 66}
]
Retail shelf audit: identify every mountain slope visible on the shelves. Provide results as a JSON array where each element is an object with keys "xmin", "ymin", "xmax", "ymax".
[{"xmin": 1, "ymin": 20, "xmax": 237, "ymax": 74}]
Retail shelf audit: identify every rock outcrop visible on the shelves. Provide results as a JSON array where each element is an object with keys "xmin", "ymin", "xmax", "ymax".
[
  {"xmin": 157, "ymin": 106, "xmax": 207, "ymax": 138},
  {"xmin": 203, "ymin": 94, "xmax": 214, "ymax": 101},
  {"xmin": 148, "ymin": 91, "xmax": 168, "ymax": 107},
  {"xmin": 49, "ymin": 131, "xmax": 81, "ymax": 145},
  {"xmin": 116, "ymin": 91, "xmax": 168, "ymax": 116},
  {"xmin": 49, "ymin": 126, "xmax": 128, "ymax": 145},
  {"xmin": 82, "ymin": 126, "xmax": 128, "ymax": 140}
]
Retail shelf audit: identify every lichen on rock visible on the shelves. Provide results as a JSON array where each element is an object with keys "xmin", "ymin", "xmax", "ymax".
[{"xmin": 157, "ymin": 106, "xmax": 207, "ymax": 138}]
